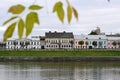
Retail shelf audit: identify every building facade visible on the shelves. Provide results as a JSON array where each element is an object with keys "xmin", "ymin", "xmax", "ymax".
[
  {"xmin": 1, "ymin": 31, "xmax": 120, "ymax": 50},
  {"xmin": 6, "ymin": 38, "xmax": 41, "ymax": 50},
  {"xmin": 107, "ymin": 35, "xmax": 120, "ymax": 49},
  {"xmin": 45, "ymin": 31, "xmax": 74, "ymax": 49},
  {"xmin": 87, "ymin": 35, "xmax": 107, "ymax": 49},
  {"xmin": 74, "ymin": 35, "xmax": 107, "ymax": 49},
  {"xmin": 74, "ymin": 35, "xmax": 89, "ymax": 49}
]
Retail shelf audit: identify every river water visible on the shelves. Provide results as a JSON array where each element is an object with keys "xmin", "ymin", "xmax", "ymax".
[{"xmin": 0, "ymin": 62, "xmax": 120, "ymax": 80}]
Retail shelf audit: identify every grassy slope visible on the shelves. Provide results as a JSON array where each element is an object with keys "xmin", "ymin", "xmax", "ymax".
[{"xmin": 0, "ymin": 50, "xmax": 120, "ymax": 57}]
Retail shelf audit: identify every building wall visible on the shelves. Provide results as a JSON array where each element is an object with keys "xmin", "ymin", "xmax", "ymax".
[
  {"xmin": 74, "ymin": 40, "xmax": 88, "ymax": 49},
  {"xmin": 6, "ymin": 39, "xmax": 41, "ymax": 50},
  {"xmin": 45, "ymin": 38, "xmax": 74, "ymax": 49},
  {"xmin": 107, "ymin": 40, "xmax": 120, "ymax": 49},
  {"xmin": 88, "ymin": 39, "xmax": 107, "ymax": 49}
]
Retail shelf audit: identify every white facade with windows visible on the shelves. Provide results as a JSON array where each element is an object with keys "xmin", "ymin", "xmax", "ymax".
[
  {"xmin": 45, "ymin": 38, "xmax": 74, "ymax": 49},
  {"xmin": 6, "ymin": 38, "xmax": 41, "ymax": 50},
  {"xmin": 87, "ymin": 35, "xmax": 107, "ymax": 49}
]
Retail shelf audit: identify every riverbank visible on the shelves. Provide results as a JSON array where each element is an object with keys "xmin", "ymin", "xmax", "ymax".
[
  {"xmin": 0, "ymin": 50, "xmax": 120, "ymax": 57},
  {"xmin": 0, "ymin": 50, "xmax": 120, "ymax": 62},
  {"xmin": 0, "ymin": 56, "xmax": 120, "ymax": 62}
]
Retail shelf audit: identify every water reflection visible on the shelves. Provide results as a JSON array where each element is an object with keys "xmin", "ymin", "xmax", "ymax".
[{"xmin": 0, "ymin": 62, "xmax": 120, "ymax": 80}]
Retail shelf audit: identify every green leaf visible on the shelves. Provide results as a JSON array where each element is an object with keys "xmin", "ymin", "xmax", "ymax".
[
  {"xmin": 29, "ymin": 5, "xmax": 43, "ymax": 10},
  {"xmin": 53, "ymin": 1, "xmax": 64, "ymax": 23},
  {"xmin": 72, "ymin": 7, "xmax": 78, "ymax": 20},
  {"xmin": 3, "ymin": 16, "xmax": 18, "ymax": 25},
  {"xmin": 8, "ymin": 4, "xmax": 25, "ymax": 14},
  {"xmin": 4, "ymin": 22, "xmax": 17, "ymax": 41},
  {"xmin": 18, "ymin": 18, "xmax": 24, "ymax": 39},
  {"xmin": 67, "ymin": 5, "xmax": 72, "ymax": 23},
  {"xmin": 25, "ymin": 12, "xmax": 39, "ymax": 37}
]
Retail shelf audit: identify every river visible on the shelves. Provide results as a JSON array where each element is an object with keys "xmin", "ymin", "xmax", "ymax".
[{"xmin": 0, "ymin": 62, "xmax": 120, "ymax": 80}]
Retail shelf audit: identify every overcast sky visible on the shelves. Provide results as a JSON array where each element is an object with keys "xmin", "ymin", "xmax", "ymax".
[{"xmin": 0, "ymin": 0, "xmax": 120, "ymax": 40}]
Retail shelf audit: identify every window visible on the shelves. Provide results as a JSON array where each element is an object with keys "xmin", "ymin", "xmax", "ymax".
[
  {"xmin": 69, "ymin": 45, "xmax": 71, "ymax": 47},
  {"xmin": 86, "ymin": 37, "xmax": 88, "ymax": 39}
]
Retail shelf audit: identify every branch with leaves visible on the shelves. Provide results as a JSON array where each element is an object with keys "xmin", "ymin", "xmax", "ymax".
[
  {"xmin": 3, "ymin": 0, "xmax": 110, "ymax": 41},
  {"xmin": 3, "ymin": 4, "xmax": 43, "ymax": 41}
]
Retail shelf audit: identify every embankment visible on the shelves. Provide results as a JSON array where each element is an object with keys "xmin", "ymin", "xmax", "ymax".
[{"xmin": 0, "ymin": 56, "xmax": 120, "ymax": 62}]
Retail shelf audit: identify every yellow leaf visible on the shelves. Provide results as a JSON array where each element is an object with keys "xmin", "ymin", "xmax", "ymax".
[
  {"xmin": 67, "ymin": 5, "xmax": 72, "ymax": 23},
  {"xmin": 3, "ymin": 16, "xmax": 18, "ymax": 25},
  {"xmin": 8, "ymin": 4, "xmax": 25, "ymax": 14},
  {"xmin": 72, "ymin": 7, "xmax": 78, "ymax": 20},
  {"xmin": 18, "ymin": 18, "xmax": 24, "ymax": 39},
  {"xmin": 4, "ymin": 22, "xmax": 17, "ymax": 41},
  {"xmin": 29, "ymin": 5, "xmax": 43, "ymax": 10},
  {"xmin": 53, "ymin": 1, "xmax": 64, "ymax": 23},
  {"xmin": 25, "ymin": 12, "xmax": 39, "ymax": 37}
]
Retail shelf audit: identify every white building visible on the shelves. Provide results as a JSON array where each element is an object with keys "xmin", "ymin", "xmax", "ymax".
[
  {"xmin": 6, "ymin": 38, "xmax": 41, "ymax": 50},
  {"xmin": 87, "ymin": 35, "xmax": 107, "ymax": 49}
]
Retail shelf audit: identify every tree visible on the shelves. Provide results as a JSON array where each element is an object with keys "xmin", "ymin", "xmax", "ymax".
[
  {"xmin": 69, "ymin": 40, "xmax": 74, "ymax": 49},
  {"xmin": 92, "ymin": 41, "xmax": 97, "ymax": 48},
  {"xmin": 3, "ymin": 0, "xmax": 78, "ymax": 41},
  {"xmin": 2, "ymin": 0, "xmax": 110, "ymax": 41},
  {"xmin": 112, "ymin": 41, "xmax": 117, "ymax": 49},
  {"xmin": 78, "ymin": 40, "xmax": 84, "ymax": 49},
  {"xmin": 13, "ymin": 41, "xmax": 18, "ymax": 49},
  {"xmin": 25, "ymin": 41, "xmax": 30, "ymax": 49},
  {"xmin": 89, "ymin": 31, "xmax": 98, "ymax": 35},
  {"xmin": 20, "ymin": 42, "xmax": 24, "ymax": 49}
]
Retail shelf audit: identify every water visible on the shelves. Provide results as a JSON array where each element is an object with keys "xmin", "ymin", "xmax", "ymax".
[{"xmin": 0, "ymin": 62, "xmax": 120, "ymax": 80}]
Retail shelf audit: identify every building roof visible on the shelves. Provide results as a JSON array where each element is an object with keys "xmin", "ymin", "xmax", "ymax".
[
  {"xmin": 106, "ymin": 35, "xmax": 120, "ymax": 37},
  {"xmin": 45, "ymin": 31, "xmax": 74, "ymax": 38},
  {"xmin": 106, "ymin": 35, "xmax": 120, "ymax": 40},
  {"xmin": 74, "ymin": 35, "xmax": 107, "ymax": 40}
]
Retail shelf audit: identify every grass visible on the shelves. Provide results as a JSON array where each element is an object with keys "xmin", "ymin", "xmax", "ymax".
[{"xmin": 0, "ymin": 50, "xmax": 120, "ymax": 57}]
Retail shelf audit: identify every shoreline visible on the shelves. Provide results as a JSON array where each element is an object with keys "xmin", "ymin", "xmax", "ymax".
[{"xmin": 1, "ymin": 56, "xmax": 120, "ymax": 62}]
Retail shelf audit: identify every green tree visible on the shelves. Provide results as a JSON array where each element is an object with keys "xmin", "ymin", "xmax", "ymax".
[
  {"xmin": 112, "ymin": 41, "xmax": 117, "ymax": 48},
  {"xmin": 89, "ymin": 31, "xmax": 98, "ymax": 35},
  {"xmin": 25, "ymin": 41, "xmax": 30, "ymax": 49},
  {"xmin": 13, "ymin": 41, "xmax": 18, "ymax": 49},
  {"xmin": 92, "ymin": 41, "xmax": 97, "ymax": 48},
  {"xmin": 69, "ymin": 40, "xmax": 74, "ymax": 49}
]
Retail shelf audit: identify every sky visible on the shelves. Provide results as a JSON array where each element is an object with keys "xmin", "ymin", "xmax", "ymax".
[{"xmin": 0, "ymin": 0, "xmax": 120, "ymax": 40}]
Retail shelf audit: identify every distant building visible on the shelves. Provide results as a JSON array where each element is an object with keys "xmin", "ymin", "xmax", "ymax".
[
  {"xmin": 1, "ymin": 30, "xmax": 120, "ymax": 50},
  {"xmin": 6, "ymin": 38, "xmax": 41, "ymax": 50},
  {"xmin": 107, "ymin": 35, "xmax": 120, "ymax": 49},
  {"xmin": 40, "ymin": 36, "xmax": 45, "ymax": 49},
  {"xmin": 74, "ymin": 35, "xmax": 107, "ymax": 49},
  {"xmin": 87, "ymin": 35, "xmax": 107, "ymax": 49},
  {"xmin": 74, "ymin": 35, "xmax": 89, "ymax": 49},
  {"xmin": 44, "ymin": 31, "xmax": 74, "ymax": 49}
]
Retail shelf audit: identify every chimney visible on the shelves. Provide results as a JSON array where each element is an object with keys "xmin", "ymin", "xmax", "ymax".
[
  {"xmin": 55, "ymin": 31, "xmax": 57, "ymax": 33},
  {"xmin": 49, "ymin": 31, "xmax": 51, "ymax": 33}
]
